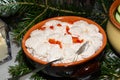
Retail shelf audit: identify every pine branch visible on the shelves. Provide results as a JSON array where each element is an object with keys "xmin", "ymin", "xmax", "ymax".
[
  {"xmin": 98, "ymin": 45, "xmax": 120, "ymax": 80},
  {"xmin": 16, "ymin": 1, "xmax": 87, "ymax": 16},
  {"xmin": 0, "ymin": 0, "xmax": 19, "ymax": 17},
  {"xmin": 9, "ymin": 49, "xmax": 32, "ymax": 77},
  {"xmin": 15, "ymin": 6, "xmax": 48, "ymax": 40},
  {"xmin": 48, "ymin": 6, "xmax": 86, "ymax": 15}
]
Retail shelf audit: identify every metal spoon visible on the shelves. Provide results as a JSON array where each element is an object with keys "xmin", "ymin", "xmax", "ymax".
[
  {"xmin": 8, "ymin": 42, "xmax": 88, "ymax": 80},
  {"xmin": 8, "ymin": 58, "xmax": 62, "ymax": 80},
  {"xmin": 73, "ymin": 41, "xmax": 88, "ymax": 61}
]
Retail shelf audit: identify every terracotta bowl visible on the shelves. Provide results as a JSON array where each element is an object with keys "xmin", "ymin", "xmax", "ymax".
[
  {"xmin": 22, "ymin": 16, "xmax": 107, "ymax": 77},
  {"xmin": 107, "ymin": 0, "xmax": 120, "ymax": 54}
]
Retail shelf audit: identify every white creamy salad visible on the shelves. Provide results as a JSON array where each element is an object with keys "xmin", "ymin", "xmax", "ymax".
[{"xmin": 25, "ymin": 20, "xmax": 103, "ymax": 63}]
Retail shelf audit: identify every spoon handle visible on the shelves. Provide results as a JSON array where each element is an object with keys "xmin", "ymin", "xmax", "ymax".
[
  {"xmin": 19, "ymin": 58, "xmax": 62, "ymax": 80},
  {"xmin": 8, "ymin": 58, "xmax": 62, "ymax": 80}
]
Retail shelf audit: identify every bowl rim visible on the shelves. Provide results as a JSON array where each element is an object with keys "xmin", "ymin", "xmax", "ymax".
[
  {"xmin": 22, "ymin": 16, "xmax": 107, "ymax": 67},
  {"xmin": 109, "ymin": 0, "xmax": 120, "ymax": 30}
]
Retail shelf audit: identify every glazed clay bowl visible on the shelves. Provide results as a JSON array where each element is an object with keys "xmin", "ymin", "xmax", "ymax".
[
  {"xmin": 22, "ymin": 16, "xmax": 107, "ymax": 77},
  {"xmin": 107, "ymin": 0, "xmax": 120, "ymax": 54}
]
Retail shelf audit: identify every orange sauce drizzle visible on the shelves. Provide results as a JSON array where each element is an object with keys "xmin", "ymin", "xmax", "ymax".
[
  {"xmin": 66, "ymin": 26, "xmax": 71, "ymax": 35},
  {"xmin": 50, "ymin": 26, "xmax": 54, "ymax": 30},
  {"xmin": 48, "ymin": 39, "xmax": 62, "ymax": 48},
  {"xmin": 72, "ymin": 37, "xmax": 84, "ymax": 43},
  {"xmin": 39, "ymin": 26, "xmax": 46, "ymax": 30},
  {"xmin": 57, "ymin": 23, "xmax": 62, "ymax": 27}
]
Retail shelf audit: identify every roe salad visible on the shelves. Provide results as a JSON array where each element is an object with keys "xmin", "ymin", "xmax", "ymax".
[{"xmin": 25, "ymin": 20, "xmax": 103, "ymax": 63}]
